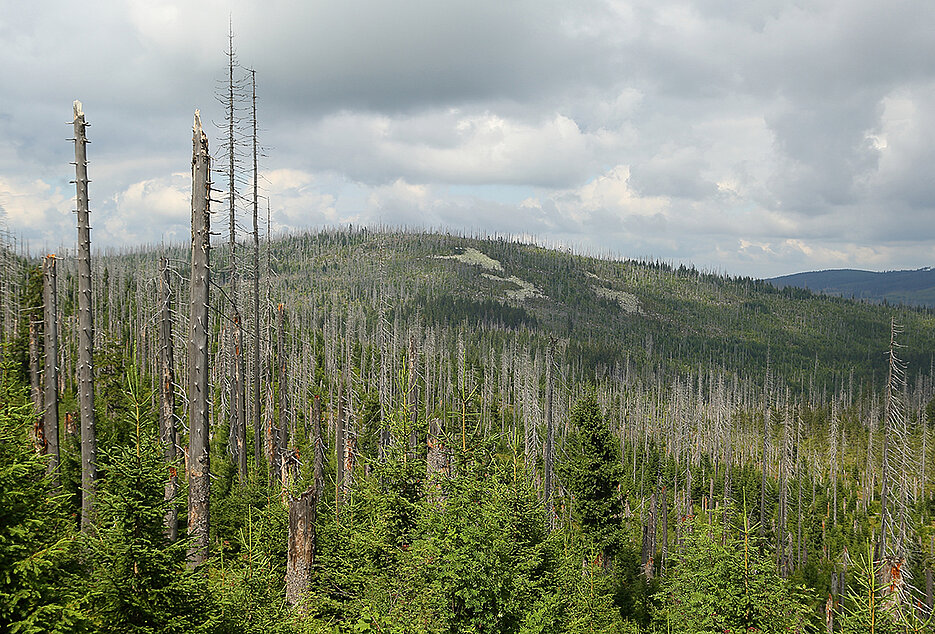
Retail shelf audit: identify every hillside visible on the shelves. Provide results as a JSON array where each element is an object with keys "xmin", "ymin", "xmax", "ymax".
[
  {"xmin": 265, "ymin": 229, "xmax": 935, "ymax": 389},
  {"xmin": 769, "ymin": 267, "xmax": 935, "ymax": 308},
  {"xmin": 5, "ymin": 226, "xmax": 935, "ymax": 632}
]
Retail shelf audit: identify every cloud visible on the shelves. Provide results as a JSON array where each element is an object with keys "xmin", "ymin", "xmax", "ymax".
[{"xmin": 2, "ymin": 0, "xmax": 935, "ymax": 278}]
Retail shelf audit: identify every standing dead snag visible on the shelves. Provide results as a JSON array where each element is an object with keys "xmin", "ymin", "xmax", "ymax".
[
  {"xmin": 72, "ymin": 100, "xmax": 97, "ymax": 531},
  {"xmin": 188, "ymin": 110, "xmax": 212, "ymax": 566},
  {"xmin": 232, "ymin": 309, "xmax": 247, "ymax": 482},
  {"xmin": 544, "ymin": 337, "xmax": 556, "ymax": 525},
  {"xmin": 159, "ymin": 257, "xmax": 179, "ymax": 541},
  {"xmin": 43, "ymin": 255, "xmax": 60, "ymax": 481},
  {"xmin": 250, "ymin": 69, "xmax": 262, "ymax": 470},
  {"xmin": 286, "ymin": 485, "xmax": 317, "ymax": 607}
]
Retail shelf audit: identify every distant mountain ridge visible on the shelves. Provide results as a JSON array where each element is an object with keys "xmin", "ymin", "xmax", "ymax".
[{"xmin": 768, "ymin": 267, "xmax": 935, "ymax": 307}]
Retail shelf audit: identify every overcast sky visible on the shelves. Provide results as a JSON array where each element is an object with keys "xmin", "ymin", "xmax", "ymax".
[{"xmin": 2, "ymin": 0, "xmax": 934, "ymax": 278}]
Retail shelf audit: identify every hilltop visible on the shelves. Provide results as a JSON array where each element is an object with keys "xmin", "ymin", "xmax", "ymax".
[
  {"xmin": 260, "ymin": 229, "xmax": 935, "ymax": 388},
  {"xmin": 769, "ymin": 267, "xmax": 935, "ymax": 308}
]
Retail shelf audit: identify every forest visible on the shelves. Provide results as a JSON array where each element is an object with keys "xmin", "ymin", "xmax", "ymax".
[{"xmin": 2, "ymin": 98, "xmax": 935, "ymax": 633}]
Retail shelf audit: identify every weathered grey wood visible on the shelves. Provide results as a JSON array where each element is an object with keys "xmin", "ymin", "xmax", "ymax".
[
  {"xmin": 73, "ymin": 101, "xmax": 97, "ymax": 531},
  {"xmin": 285, "ymin": 485, "xmax": 317, "ymax": 606},
  {"xmin": 232, "ymin": 309, "xmax": 247, "ymax": 482},
  {"xmin": 278, "ymin": 304, "xmax": 289, "ymax": 477},
  {"xmin": 312, "ymin": 394, "xmax": 323, "ymax": 496},
  {"xmin": 251, "ymin": 69, "xmax": 262, "ymax": 470},
  {"xmin": 42, "ymin": 255, "xmax": 60, "ymax": 481},
  {"xmin": 408, "ymin": 334, "xmax": 418, "ymax": 453},
  {"xmin": 159, "ymin": 257, "xmax": 179, "ymax": 541},
  {"xmin": 543, "ymin": 337, "xmax": 555, "ymax": 525},
  {"xmin": 29, "ymin": 318, "xmax": 41, "ymax": 415},
  {"xmin": 335, "ymin": 369, "xmax": 345, "ymax": 515},
  {"xmin": 188, "ymin": 110, "xmax": 211, "ymax": 566}
]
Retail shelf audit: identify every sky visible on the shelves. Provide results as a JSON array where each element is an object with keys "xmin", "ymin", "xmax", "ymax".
[{"xmin": 2, "ymin": 0, "xmax": 935, "ymax": 279}]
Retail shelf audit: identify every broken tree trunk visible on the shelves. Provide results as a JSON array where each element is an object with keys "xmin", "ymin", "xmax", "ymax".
[
  {"xmin": 159, "ymin": 257, "xmax": 179, "ymax": 541},
  {"xmin": 72, "ymin": 101, "xmax": 97, "ymax": 531},
  {"xmin": 285, "ymin": 485, "xmax": 317, "ymax": 607},
  {"xmin": 42, "ymin": 255, "xmax": 60, "ymax": 481},
  {"xmin": 188, "ymin": 110, "xmax": 211, "ymax": 566},
  {"xmin": 232, "ymin": 309, "xmax": 247, "ymax": 482}
]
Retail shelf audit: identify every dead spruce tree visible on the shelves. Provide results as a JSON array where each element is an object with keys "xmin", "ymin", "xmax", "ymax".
[
  {"xmin": 188, "ymin": 111, "xmax": 212, "ymax": 566},
  {"xmin": 159, "ymin": 257, "xmax": 179, "ymax": 540},
  {"xmin": 219, "ymin": 26, "xmax": 249, "ymax": 481},
  {"xmin": 250, "ymin": 68, "xmax": 262, "ymax": 469},
  {"xmin": 42, "ymin": 254, "xmax": 60, "ymax": 480},
  {"xmin": 544, "ymin": 336, "xmax": 556, "ymax": 524},
  {"xmin": 72, "ymin": 100, "xmax": 97, "ymax": 530}
]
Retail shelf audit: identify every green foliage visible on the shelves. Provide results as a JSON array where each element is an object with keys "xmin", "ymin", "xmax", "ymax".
[
  {"xmin": 0, "ymin": 365, "xmax": 87, "ymax": 633},
  {"xmin": 657, "ymin": 509, "xmax": 812, "ymax": 634},
  {"xmin": 560, "ymin": 393, "xmax": 624, "ymax": 557},
  {"xmin": 83, "ymin": 368, "xmax": 217, "ymax": 633},
  {"xmin": 85, "ymin": 439, "xmax": 215, "ymax": 633}
]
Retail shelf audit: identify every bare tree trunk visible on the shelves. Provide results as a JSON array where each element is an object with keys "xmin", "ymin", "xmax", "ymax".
[
  {"xmin": 759, "ymin": 408, "xmax": 769, "ymax": 542},
  {"xmin": 29, "ymin": 318, "xmax": 42, "ymax": 414},
  {"xmin": 285, "ymin": 486, "xmax": 317, "ymax": 606},
  {"xmin": 188, "ymin": 110, "xmax": 212, "ymax": 566},
  {"xmin": 42, "ymin": 255, "xmax": 60, "ymax": 480},
  {"xmin": 335, "ymin": 368, "xmax": 345, "ymax": 516},
  {"xmin": 232, "ymin": 310, "xmax": 247, "ymax": 482},
  {"xmin": 312, "ymin": 394, "xmax": 323, "ymax": 497},
  {"xmin": 660, "ymin": 484, "xmax": 668, "ymax": 575},
  {"xmin": 159, "ymin": 258, "xmax": 179, "ymax": 541},
  {"xmin": 408, "ymin": 334, "xmax": 419, "ymax": 454},
  {"xmin": 72, "ymin": 101, "xmax": 97, "ymax": 531},
  {"xmin": 273, "ymin": 303, "xmax": 288, "ymax": 487},
  {"xmin": 795, "ymin": 411, "xmax": 804, "ymax": 569},
  {"xmin": 544, "ymin": 336, "xmax": 555, "ymax": 525},
  {"xmin": 251, "ymin": 69, "xmax": 262, "ymax": 470}
]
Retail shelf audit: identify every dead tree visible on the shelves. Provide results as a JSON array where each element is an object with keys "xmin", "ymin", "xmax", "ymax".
[
  {"xmin": 335, "ymin": 367, "xmax": 346, "ymax": 516},
  {"xmin": 42, "ymin": 255, "xmax": 59, "ymax": 479},
  {"xmin": 159, "ymin": 257, "xmax": 179, "ymax": 540},
  {"xmin": 312, "ymin": 394, "xmax": 323, "ymax": 496},
  {"xmin": 271, "ymin": 303, "xmax": 288, "ymax": 487},
  {"xmin": 29, "ymin": 316, "xmax": 41, "ymax": 415},
  {"xmin": 232, "ymin": 309, "xmax": 247, "ymax": 481},
  {"xmin": 250, "ymin": 68, "xmax": 262, "ymax": 469},
  {"xmin": 544, "ymin": 337, "xmax": 556, "ymax": 524},
  {"xmin": 72, "ymin": 101, "xmax": 97, "ymax": 531},
  {"xmin": 188, "ymin": 110, "xmax": 212, "ymax": 566},
  {"xmin": 407, "ymin": 334, "xmax": 419, "ymax": 454},
  {"xmin": 285, "ymin": 486, "xmax": 317, "ymax": 606}
]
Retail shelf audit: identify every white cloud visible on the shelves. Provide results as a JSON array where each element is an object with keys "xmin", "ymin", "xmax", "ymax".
[{"xmin": 3, "ymin": 0, "xmax": 935, "ymax": 277}]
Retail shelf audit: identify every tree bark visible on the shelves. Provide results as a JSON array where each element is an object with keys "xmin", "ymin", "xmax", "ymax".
[
  {"xmin": 42, "ymin": 255, "xmax": 60, "ymax": 480},
  {"xmin": 232, "ymin": 309, "xmax": 247, "ymax": 482},
  {"xmin": 188, "ymin": 110, "xmax": 211, "ymax": 566},
  {"xmin": 159, "ymin": 257, "xmax": 179, "ymax": 541},
  {"xmin": 29, "ymin": 318, "xmax": 41, "ymax": 415},
  {"xmin": 312, "ymin": 394, "xmax": 323, "ymax": 497},
  {"xmin": 251, "ymin": 69, "xmax": 262, "ymax": 470},
  {"xmin": 544, "ymin": 337, "xmax": 555, "ymax": 525},
  {"xmin": 335, "ymin": 368, "xmax": 345, "ymax": 516},
  {"xmin": 73, "ymin": 101, "xmax": 97, "ymax": 531},
  {"xmin": 285, "ymin": 486, "xmax": 317, "ymax": 606}
]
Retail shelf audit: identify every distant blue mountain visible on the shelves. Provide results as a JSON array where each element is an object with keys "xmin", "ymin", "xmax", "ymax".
[{"xmin": 768, "ymin": 268, "xmax": 935, "ymax": 307}]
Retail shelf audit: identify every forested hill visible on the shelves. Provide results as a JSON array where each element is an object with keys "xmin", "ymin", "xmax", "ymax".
[
  {"xmin": 260, "ymin": 229, "xmax": 932, "ymax": 389},
  {"xmin": 769, "ymin": 267, "xmax": 935, "ymax": 308},
  {"xmin": 5, "ymin": 226, "xmax": 935, "ymax": 633}
]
